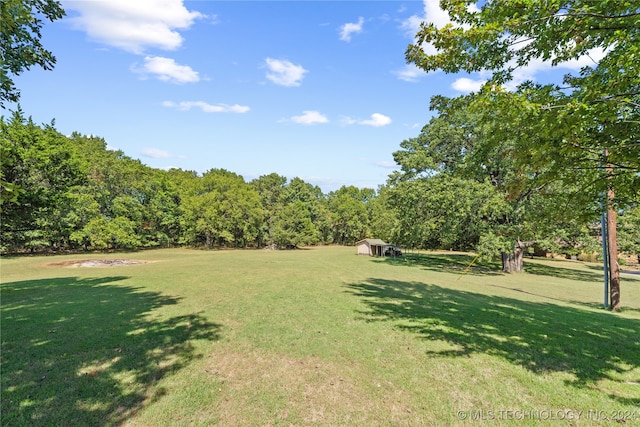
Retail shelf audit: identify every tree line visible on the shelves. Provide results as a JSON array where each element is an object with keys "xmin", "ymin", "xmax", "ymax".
[
  {"xmin": 0, "ymin": 110, "xmax": 397, "ymax": 252},
  {"xmin": 2, "ymin": 108, "xmax": 637, "ymax": 260}
]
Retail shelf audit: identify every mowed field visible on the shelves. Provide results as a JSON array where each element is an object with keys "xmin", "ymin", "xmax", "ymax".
[{"xmin": 1, "ymin": 246, "xmax": 639, "ymax": 426}]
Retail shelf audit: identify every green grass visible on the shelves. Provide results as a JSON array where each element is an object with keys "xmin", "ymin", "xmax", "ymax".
[{"xmin": 1, "ymin": 247, "xmax": 639, "ymax": 426}]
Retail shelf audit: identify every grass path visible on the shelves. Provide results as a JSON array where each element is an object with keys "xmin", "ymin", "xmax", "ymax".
[{"xmin": 2, "ymin": 247, "xmax": 639, "ymax": 425}]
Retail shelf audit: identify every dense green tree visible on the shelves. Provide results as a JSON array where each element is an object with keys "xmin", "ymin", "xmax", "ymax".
[
  {"xmin": 388, "ymin": 174, "xmax": 509, "ymax": 252},
  {"xmin": 70, "ymin": 216, "xmax": 141, "ymax": 250},
  {"xmin": 141, "ymin": 169, "xmax": 185, "ymax": 247},
  {"xmin": 252, "ymin": 173, "xmax": 287, "ymax": 208},
  {"xmin": 251, "ymin": 173, "xmax": 287, "ymax": 246},
  {"xmin": 1, "ymin": 111, "xmax": 86, "ymax": 251},
  {"xmin": 180, "ymin": 169, "xmax": 263, "ymax": 248},
  {"xmin": 1, "ymin": 113, "xmax": 386, "ymax": 254},
  {"xmin": 327, "ymin": 186, "xmax": 371, "ymax": 245},
  {"xmin": 315, "ymin": 201, "xmax": 333, "ymax": 244},
  {"xmin": 180, "ymin": 190, "xmax": 221, "ymax": 249},
  {"xmin": 66, "ymin": 132, "xmax": 172, "ymax": 248},
  {"xmin": 58, "ymin": 185, "xmax": 101, "ymax": 247},
  {"xmin": 1, "ymin": 0, "xmax": 65, "ymax": 105},
  {"xmin": 391, "ymin": 102, "xmax": 600, "ymax": 271},
  {"xmin": 366, "ymin": 186, "xmax": 397, "ymax": 244},
  {"xmin": 1, "ymin": 116, "xmax": 201, "ymax": 252},
  {"xmin": 69, "ymin": 133, "xmax": 153, "ymax": 217},
  {"xmin": 271, "ymin": 200, "xmax": 320, "ymax": 248},
  {"xmin": 281, "ymin": 177, "xmax": 331, "ymax": 244},
  {"xmin": 281, "ymin": 177, "xmax": 324, "ymax": 214},
  {"xmin": 251, "ymin": 174, "xmax": 341, "ymax": 246}
]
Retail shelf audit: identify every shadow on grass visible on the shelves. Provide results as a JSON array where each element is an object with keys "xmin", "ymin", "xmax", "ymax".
[
  {"xmin": 1, "ymin": 276, "xmax": 222, "ymax": 426},
  {"xmin": 372, "ymin": 253, "xmax": 501, "ymax": 276},
  {"xmin": 374, "ymin": 252, "xmax": 639, "ymax": 284},
  {"xmin": 525, "ymin": 262, "xmax": 611, "ymax": 283},
  {"xmin": 525, "ymin": 260, "xmax": 640, "ymax": 285},
  {"xmin": 346, "ymin": 278, "xmax": 640, "ymax": 405}
]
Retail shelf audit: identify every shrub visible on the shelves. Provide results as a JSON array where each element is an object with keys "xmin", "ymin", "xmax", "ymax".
[{"xmin": 577, "ymin": 252, "xmax": 599, "ymax": 263}]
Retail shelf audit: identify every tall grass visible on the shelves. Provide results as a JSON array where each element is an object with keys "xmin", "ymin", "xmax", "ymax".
[{"xmin": 2, "ymin": 247, "xmax": 639, "ymax": 426}]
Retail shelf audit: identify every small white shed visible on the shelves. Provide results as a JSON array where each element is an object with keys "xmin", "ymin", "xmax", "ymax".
[{"xmin": 356, "ymin": 238, "xmax": 388, "ymax": 256}]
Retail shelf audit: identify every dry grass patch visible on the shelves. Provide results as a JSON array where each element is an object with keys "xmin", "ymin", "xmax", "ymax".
[{"xmin": 206, "ymin": 348, "xmax": 422, "ymax": 426}]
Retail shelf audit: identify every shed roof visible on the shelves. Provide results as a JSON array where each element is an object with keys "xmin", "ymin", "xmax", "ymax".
[{"xmin": 357, "ymin": 238, "xmax": 387, "ymax": 246}]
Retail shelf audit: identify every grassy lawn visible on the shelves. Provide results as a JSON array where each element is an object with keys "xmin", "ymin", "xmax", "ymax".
[{"xmin": 1, "ymin": 247, "xmax": 639, "ymax": 426}]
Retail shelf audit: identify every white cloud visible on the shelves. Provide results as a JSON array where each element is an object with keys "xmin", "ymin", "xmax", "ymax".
[
  {"xmin": 142, "ymin": 148, "xmax": 173, "ymax": 159},
  {"xmin": 508, "ymin": 47, "xmax": 606, "ymax": 89},
  {"xmin": 359, "ymin": 113, "xmax": 392, "ymax": 127},
  {"xmin": 342, "ymin": 113, "xmax": 392, "ymax": 127},
  {"xmin": 452, "ymin": 77, "xmax": 487, "ymax": 93},
  {"xmin": 63, "ymin": 0, "xmax": 203, "ymax": 53},
  {"xmin": 449, "ymin": 47, "xmax": 608, "ymax": 93},
  {"xmin": 163, "ymin": 101, "xmax": 250, "ymax": 113},
  {"xmin": 400, "ymin": 0, "xmax": 451, "ymax": 40},
  {"xmin": 394, "ymin": 64, "xmax": 425, "ymax": 82},
  {"xmin": 290, "ymin": 111, "xmax": 329, "ymax": 125},
  {"xmin": 339, "ymin": 17, "xmax": 364, "ymax": 42},
  {"xmin": 400, "ymin": 1, "xmax": 479, "ymax": 55},
  {"xmin": 265, "ymin": 58, "xmax": 308, "ymax": 87},
  {"xmin": 565, "ymin": 47, "xmax": 607, "ymax": 68},
  {"xmin": 134, "ymin": 56, "xmax": 199, "ymax": 83}
]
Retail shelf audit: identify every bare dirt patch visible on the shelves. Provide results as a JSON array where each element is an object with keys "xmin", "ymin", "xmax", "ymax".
[{"xmin": 47, "ymin": 259, "xmax": 149, "ymax": 268}]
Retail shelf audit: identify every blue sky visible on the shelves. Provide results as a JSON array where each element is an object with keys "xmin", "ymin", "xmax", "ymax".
[{"xmin": 8, "ymin": 0, "xmax": 598, "ymax": 192}]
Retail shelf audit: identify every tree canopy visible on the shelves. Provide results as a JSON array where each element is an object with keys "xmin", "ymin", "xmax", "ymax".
[
  {"xmin": 0, "ymin": 0, "xmax": 65, "ymax": 105},
  {"xmin": 405, "ymin": 0, "xmax": 639, "ymax": 202},
  {"xmin": 389, "ymin": 103, "xmax": 601, "ymax": 270}
]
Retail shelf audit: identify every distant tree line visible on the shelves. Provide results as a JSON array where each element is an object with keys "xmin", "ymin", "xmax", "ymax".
[
  {"xmin": 0, "ymin": 110, "xmax": 399, "ymax": 253},
  {"xmin": 2, "ymin": 109, "xmax": 639, "ymax": 260}
]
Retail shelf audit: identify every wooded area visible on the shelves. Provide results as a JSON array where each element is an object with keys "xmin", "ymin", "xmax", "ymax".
[
  {"xmin": 0, "ymin": 111, "xmax": 392, "ymax": 252},
  {"xmin": 1, "ymin": 110, "xmax": 637, "ymax": 263}
]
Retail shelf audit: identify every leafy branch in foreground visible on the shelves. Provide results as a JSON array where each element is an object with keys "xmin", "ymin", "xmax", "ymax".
[{"xmin": 0, "ymin": 0, "xmax": 65, "ymax": 106}]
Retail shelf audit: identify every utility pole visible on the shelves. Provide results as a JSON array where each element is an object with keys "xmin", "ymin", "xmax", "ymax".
[
  {"xmin": 600, "ymin": 210, "xmax": 609, "ymax": 309},
  {"xmin": 605, "ymin": 152, "xmax": 621, "ymax": 311}
]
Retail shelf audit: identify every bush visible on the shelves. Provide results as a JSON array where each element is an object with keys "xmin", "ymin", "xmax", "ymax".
[{"xmin": 577, "ymin": 252, "xmax": 599, "ymax": 263}]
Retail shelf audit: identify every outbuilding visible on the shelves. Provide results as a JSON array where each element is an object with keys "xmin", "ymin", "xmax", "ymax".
[{"xmin": 356, "ymin": 238, "xmax": 389, "ymax": 256}]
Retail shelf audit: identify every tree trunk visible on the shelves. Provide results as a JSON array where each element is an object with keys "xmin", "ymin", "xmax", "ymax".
[
  {"xmin": 501, "ymin": 239, "xmax": 535, "ymax": 273},
  {"xmin": 501, "ymin": 250, "xmax": 524, "ymax": 273},
  {"xmin": 607, "ymin": 206, "xmax": 621, "ymax": 311}
]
